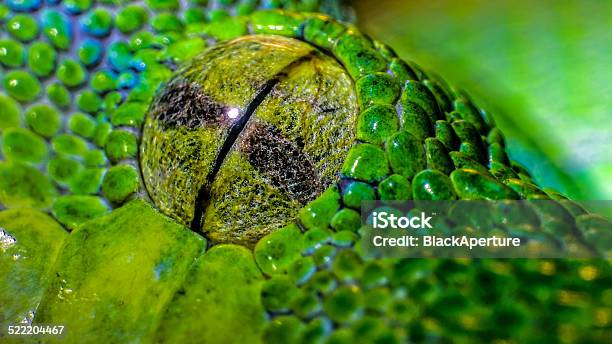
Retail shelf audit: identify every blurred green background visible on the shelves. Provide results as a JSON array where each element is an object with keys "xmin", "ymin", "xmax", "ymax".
[{"xmin": 354, "ymin": 0, "xmax": 612, "ymax": 201}]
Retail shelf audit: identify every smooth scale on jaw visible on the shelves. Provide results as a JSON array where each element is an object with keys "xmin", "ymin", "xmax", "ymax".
[{"xmin": 140, "ymin": 35, "xmax": 358, "ymax": 247}]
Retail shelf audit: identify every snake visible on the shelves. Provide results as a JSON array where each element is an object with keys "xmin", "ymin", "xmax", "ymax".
[{"xmin": 0, "ymin": 1, "xmax": 610, "ymax": 343}]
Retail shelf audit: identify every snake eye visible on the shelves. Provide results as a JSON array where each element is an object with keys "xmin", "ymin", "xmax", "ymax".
[{"xmin": 140, "ymin": 35, "xmax": 359, "ymax": 246}]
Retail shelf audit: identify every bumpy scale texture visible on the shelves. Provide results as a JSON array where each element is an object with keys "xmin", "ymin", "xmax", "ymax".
[{"xmin": 0, "ymin": 2, "xmax": 610, "ymax": 344}]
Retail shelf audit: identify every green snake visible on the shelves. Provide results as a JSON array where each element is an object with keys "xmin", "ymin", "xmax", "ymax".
[{"xmin": 0, "ymin": 1, "xmax": 610, "ymax": 343}]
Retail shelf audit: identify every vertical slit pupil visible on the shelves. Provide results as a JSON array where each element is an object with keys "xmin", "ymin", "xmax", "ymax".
[{"xmin": 190, "ymin": 77, "xmax": 281, "ymax": 232}]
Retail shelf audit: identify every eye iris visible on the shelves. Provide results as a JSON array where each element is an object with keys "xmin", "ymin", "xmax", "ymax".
[{"xmin": 140, "ymin": 35, "xmax": 359, "ymax": 246}]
